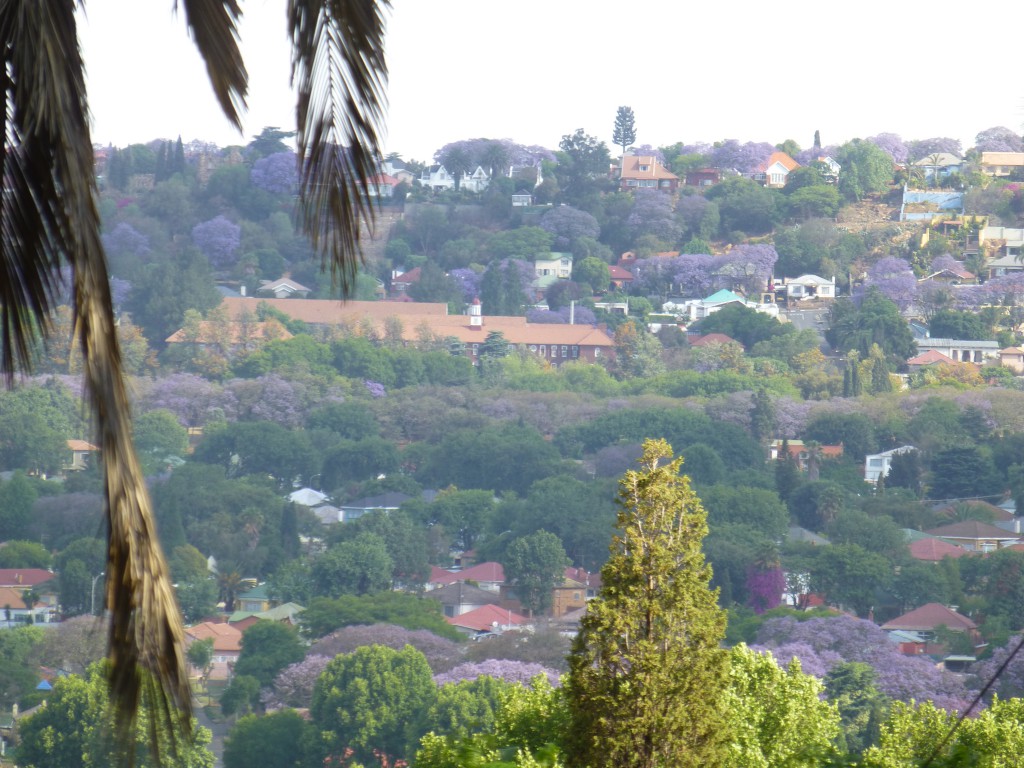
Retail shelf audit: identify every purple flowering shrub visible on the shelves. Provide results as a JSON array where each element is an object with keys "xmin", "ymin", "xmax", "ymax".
[
  {"xmin": 192, "ymin": 215, "xmax": 242, "ymax": 269},
  {"xmin": 364, "ymin": 380, "xmax": 387, "ymax": 398},
  {"xmin": 746, "ymin": 565, "xmax": 786, "ymax": 614},
  {"xmin": 308, "ymin": 623, "xmax": 462, "ymax": 672},
  {"xmin": 433, "ymin": 660, "xmax": 560, "ymax": 688},
  {"xmin": 754, "ymin": 615, "xmax": 971, "ymax": 711},
  {"xmin": 263, "ymin": 654, "xmax": 330, "ymax": 710},
  {"xmin": 251, "ymin": 151, "xmax": 298, "ymax": 194}
]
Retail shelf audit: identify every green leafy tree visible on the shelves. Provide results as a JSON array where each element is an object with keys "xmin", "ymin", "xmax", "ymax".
[
  {"xmin": 826, "ymin": 289, "xmax": 918, "ymax": 364},
  {"xmin": 572, "ymin": 256, "xmax": 611, "ymax": 293},
  {"xmin": 501, "ymin": 531, "xmax": 571, "ymax": 616},
  {"xmin": 299, "ymin": 592, "xmax": 462, "ymax": 641},
  {"xmin": 566, "ymin": 439, "xmax": 730, "ymax": 768},
  {"xmin": 312, "ymin": 532, "xmax": 393, "ymax": 597},
  {"xmin": 233, "ymin": 621, "xmax": 306, "ymax": 688},
  {"xmin": 0, "ymin": 540, "xmax": 51, "ymax": 569},
  {"xmin": 611, "ymin": 320, "xmax": 666, "ymax": 379},
  {"xmin": 16, "ymin": 664, "xmax": 214, "ymax": 768},
  {"xmin": 824, "ymin": 662, "xmax": 889, "ymax": 753},
  {"xmin": 220, "ymin": 674, "xmax": 261, "ymax": 718},
  {"xmin": 556, "ymin": 129, "xmax": 612, "ymax": 205},
  {"xmin": 928, "ymin": 445, "xmax": 999, "ymax": 500},
  {"xmin": 836, "ymin": 139, "xmax": 894, "ymax": 201},
  {"xmin": 224, "ymin": 710, "xmax": 316, "ymax": 768},
  {"xmin": 612, "ymin": 106, "xmax": 637, "ymax": 155},
  {"xmin": 311, "ymin": 644, "xmax": 437, "ymax": 766},
  {"xmin": 0, "ymin": 471, "xmax": 38, "ymax": 541},
  {"xmin": 724, "ymin": 645, "xmax": 840, "ymax": 767}
]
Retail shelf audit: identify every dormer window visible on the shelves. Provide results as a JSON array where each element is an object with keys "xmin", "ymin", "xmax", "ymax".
[{"xmin": 638, "ymin": 164, "xmax": 649, "ymax": 171}]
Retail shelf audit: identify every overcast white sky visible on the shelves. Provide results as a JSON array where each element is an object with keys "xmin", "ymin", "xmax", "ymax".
[{"xmin": 80, "ymin": 0, "xmax": 1024, "ymax": 161}]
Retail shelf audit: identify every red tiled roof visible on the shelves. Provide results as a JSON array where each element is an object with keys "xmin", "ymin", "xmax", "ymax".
[
  {"xmin": 446, "ymin": 604, "xmax": 530, "ymax": 631},
  {"xmin": 607, "ymin": 265, "xmax": 634, "ymax": 280},
  {"xmin": 432, "ymin": 562, "xmax": 505, "ymax": 587},
  {"xmin": 619, "ymin": 155, "xmax": 679, "ymax": 182},
  {"xmin": 689, "ymin": 333, "xmax": 738, "ymax": 347},
  {"xmin": 906, "ymin": 350, "xmax": 955, "ymax": 366},
  {"xmin": 908, "ymin": 538, "xmax": 967, "ymax": 561},
  {"xmin": 756, "ymin": 151, "xmax": 800, "ymax": 173},
  {"xmin": 392, "ymin": 267, "xmax": 422, "ymax": 285},
  {"xmin": 881, "ymin": 602, "xmax": 976, "ymax": 632},
  {"xmin": 185, "ymin": 621, "xmax": 242, "ymax": 652},
  {"xmin": 0, "ymin": 587, "xmax": 30, "ymax": 609},
  {"xmin": 0, "ymin": 569, "xmax": 56, "ymax": 588}
]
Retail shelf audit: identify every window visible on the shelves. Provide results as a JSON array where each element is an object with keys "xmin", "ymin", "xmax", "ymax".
[
  {"xmin": 551, "ymin": 346, "xmax": 558, "ymax": 358},
  {"xmin": 561, "ymin": 345, "xmax": 568, "ymax": 358},
  {"xmin": 539, "ymin": 345, "xmax": 546, "ymax": 356},
  {"xmin": 529, "ymin": 345, "xmax": 537, "ymax": 352},
  {"xmin": 572, "ymin": 345, "xmax": 579, "ymax": 358},
  {"xmin": 472, "ymin": 343, "xmax": 479, "ymax": 355},
  {"xmin": 639, "ymin": 164, "xmax": 649, "ymax": 171},
  {"xmin": 594, "ymin": 348, "xmax": 601, "ymax": 357}
]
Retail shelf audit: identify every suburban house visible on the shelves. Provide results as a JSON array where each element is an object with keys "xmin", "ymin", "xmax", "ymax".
[
  {"xmin": 216, "ymin": 297, "xmax": 616, "ymax": 368},
  {"xmin": 689, "ymin": 332, "xmax": 740, "ymax": 348},
  {"xmin": 618, "ymin": 154, "xmax": 679, "ymax": 192},
  {"xmin": 390, "ymin": 267, "xmax": 422, "ymax": 296},
  {"xmin": 864, "ymin": 445, "xmax": 917, "ymax": 484},
  {"xmin": 607, "ymin": 264, "xmax": 634, "ymax": 290},
  {"xmin": 881, "ymin": 603, "xmax": 978, "ymax": 640},
  {"xmin": 65, "ymin": 440, "xmax": 99, "ymax": 472},
  {"xmin": 381, "ymin": 159, "xmax": 416, "ymax": 186},
  {"xmin": 900, "ymin": 190, "xmax": 964, "ymax": 222},
  {"xmin": 911, "ymin": 153, "xmax": 962, "ymax": 181},
  {"xmin": 445, "ymin": 604, "xmax": 530, "ymax": 637},
  {"xmin": 810, "ymin": 155, "xmax": 841, "ymax": 182},
  {"xmin": 533, "ymin": 253, "xmax": 573, "ymax": 280},
  {"xmin": 0, "ymin": 586, "xmax": 53, "ymax": 625},
  {"xmin": 979, "ymin": 225, "xmax": 1024, "ymax": 262},
  {"xmin": 420, "ymin": 164, "xmax": 490, "ymax": 193},
  {"xmin": 778, "ymin": 274, "xmax": 836, "ymax": 301},
  {"xmin": 663, "ymin": 289, "xmax": 779, "ymax": 322},
  {"xmin": 750, "ymin": 151, "xmax": 799, "ymax": 188},
  {"xmin": 230, "ymin": 602, "xmax": 305, "ymax": 631},
  {"xmin": 980, "ymin": 151, "xmax": 1024, "ymax": 177},
  {"xmin": 905, "ymin": 349, "xmax": 972, "ymax": 373},
  {"xmin": 916, "ymin": 338, "xmax": 1000, "ymax": 364},
  {"xmin": 184, "ymin": 621, "xmax": 242, "ymax": 680},
  {"xmin": 428, "ymin": 562, "xmax": 506, "ymax": 593},
  {"xmin": 339, "ymin": 492, "xmax": 412, "ymax": 523},
  {"xmin": 511, "ymin": 191, "xmax": 533, "ymax": 207},
  {"xmin": 685, "ymin": 168, "xmax": 721, "ymax": 188},
  {"xmin": 906, "ymin": 535, "xmax": 967, "ymax": 562},
  {"xmin": 364, "ymin": 173, "xmax": 400, "ymax": 198},
  {"xmin": 925, "ymin": 520, "xmax": 1021, "ymax": 552},
  {"xmin": 918, "ymin": 264, "xmax": 976, "ymax": 285},
  {"xmin": 768, "ymin": 439, "xmax": 844, "ymax": 471},
  {"xmin": 234, "ymin": 583, "xmax": 273, "ymax": 614},
  {"xmin": 424, "ymin": 581, "xmax": 500, "ymax": 618},
  {"xmin": 258, "ymin": 277, "xmax": 312, "ymax": 299},
  {"xmin": 999, "ymin": 346, "xmax": 1024, "ymax": 373}
]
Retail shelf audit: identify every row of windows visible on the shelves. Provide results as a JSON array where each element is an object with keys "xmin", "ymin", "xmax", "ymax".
[{"xmin": 470, "ymin": 344, "xmax": 581, "ymax": 359}]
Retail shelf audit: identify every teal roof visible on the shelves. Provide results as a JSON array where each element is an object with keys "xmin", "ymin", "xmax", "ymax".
[
  {"xmin": 704, "ymin": 289, "xmax": 746, "ymax": 304},
  {"xmin": 236, "ymin": 583, "xmax": 270, "ymax": 601}
]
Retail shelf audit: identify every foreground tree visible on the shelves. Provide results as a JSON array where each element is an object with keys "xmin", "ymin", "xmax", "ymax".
[
  {"xmin": 0, "ymin": 0, "xmax": 388, "ymax": 745},
  {"xmin": 566, "ymin": 439, "xmax": 730, "ymax": 768}
]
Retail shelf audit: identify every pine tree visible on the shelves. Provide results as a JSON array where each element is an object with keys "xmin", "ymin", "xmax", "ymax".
[
  {"xmin": 814, "ymin": 129, "xmax": 822, "ymax": 149},
  {"xmin": 155, "ymin": 140, "xmax": 168, "ymax": 182},
  {"xmin": 612, "ymin": 106, "xmax": 637, "ymax": 156},
  {"xmin": 566, "ymin": 439, "xmax": 730, "ymax": 768},
  {"xmin": 171, "ymin": 136, "xmax": 186, "ymax": 178},
  {"xmin": 774, "ymin": 439, "xmax": 802, "ymax": 503}
]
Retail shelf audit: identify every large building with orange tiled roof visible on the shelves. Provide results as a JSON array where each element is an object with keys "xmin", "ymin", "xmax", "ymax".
[
  {"xmin": 618, "ymin": 154, "xmax": 679, "ymax": 192},
  {"xmin": 218, "ymin": 297, "xmax": 615, "ymax": 367}
]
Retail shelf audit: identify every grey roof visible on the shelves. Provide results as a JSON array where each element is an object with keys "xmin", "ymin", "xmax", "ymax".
[
  {"xmin": 918, "ymin": 338, "xmax": 1000, "ymax": 349},
  {"xmin": 340, "ymin": 492, "xmax": 412, "ymax": 510}
]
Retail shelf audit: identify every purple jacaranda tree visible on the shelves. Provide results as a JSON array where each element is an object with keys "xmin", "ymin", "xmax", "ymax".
[
  {"xmin": 192, "ymin": 214, "xmax": 242, "ymax": 269},
  {"xmin": 673, "ymin": 253, "xmax": 716, "ymax": 297},
  {"xmin": 711, "ymin": 140, "xmax": 775, "ymax": 174},
  {"xmin": 721, "ymin": 244, "xmax": 779, "ymax": 294},
  {"xmin": 774, "ymin": 397, "xmax": 813, "ymax": 439},
  {"xmin": 795, "ymin": 145, "xmax": 839, "ymax": 165},
  {"xmin": 866, "ymin": 133, "xmax": 910, "ymax": 164},
  {"xmin": 251, "ymin": 150, "xmax": 298, "ymax": 194},
  {"xmin": 433, "ymin": 660, "xmax": 560, "ymax": 688},
  {"xmin": 630, "ymin": 256, "xmax": 678, "ymax": 297},
  {"xmin": 754, "ymin": 615, "xmax": 971, "ymax": 711},
  {"xmin": 102, "ymin": 221, "xmax": 151, "ymax": 263},
  {"xmin": 930, "ymin": 254, "xmax": 964, "ymax": 274},
  {"xmin": 308, "ymin": 623, "xmax": 462, "ymax": 673},
  {"xmin": 866, "ymin": 257, "xmax": 917, "ymax": 311},
  {"xmin": 677, "ymin": 142, "xmax": 712, "ymax": 157},
  {"xmin": 628, "ymin": 188, "xmax": 681, "ymax": 245},
  {"xmin": 449, "ymin": 268, "xmax": 483, "ymax": 304},
  {"xmin": 364, "ymin": 380, "xmax": 387, "ymax": 398},
  {"xmin": 135, "ymin": 373, "xmax": 224, "ymax": 427},
  {"xmin": 676, "ymin": 194, "xmax": 715, "ymax": 239},
  {"xmin": 907, "ymin": 137, "xmax": 962, "ymax": 162},
  {"xmin": 628, "ymin": 144, "xmax": 664, "ymax": 162},
  {"xmin": 969, "ymin": 636, "xmax": 1024, "ymax": 700},
  {"xmin": 538, "ymin": 206, "xmax": 600, "ymax": 251},
  {"xmin": 223, "ymin": 374, "xmax": 314, "ymax": 428},
  {"xmin": 746, "ymin": 564, "xmax": 786, "ymax": 614},
  {"xmin": 110, "ymin": 277, "xmax": 132, "ymax": 308},
  {"xmin": 704, "ymin": 392, "xmax": 754, "ymax": 431},
  {"xmin": 974, "ymin": 126, "xmax": 1024, "ymax": 153},
  {"xmin": 263, "ymin": 654, "xmax": 330, "ymax": 710},
  {"xmin": 526, "ymin": 306, "xmax": 597, "ymax": 325}
]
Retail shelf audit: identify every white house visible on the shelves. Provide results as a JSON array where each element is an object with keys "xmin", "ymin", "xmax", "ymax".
[
  {"xmin": 916, "ymin": 338, "xmax": 1001, "ymax": 364},
  {"xmin": 419, "ymin": 164, "xmax": 490, "ymax": 193},
  {"xmin": 865, "ymin": 445, "xmax": 916, "ymax": 484},
  {"xmin": 534, "ymin": 253, "xmax": 573, "ymax": 280},
  {"xmin": 781, "ymin": 274, "xmax": 836, "ymax": 300},
  {"xmin": 664, "ymin": 289, "xmax": 780, "ymax": 322}
]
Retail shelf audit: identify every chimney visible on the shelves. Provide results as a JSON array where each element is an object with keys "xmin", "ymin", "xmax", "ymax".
[
  {"xmin": 569, "ymin": 300, "xmax": 575, "ymax": 325},
  {"xmin": 469, "ymin": 297, "xmax": 483, "ymax": 329},
  {"xmin": 240, "ymin": 285, "xmax": 246, "ymax": 297}
]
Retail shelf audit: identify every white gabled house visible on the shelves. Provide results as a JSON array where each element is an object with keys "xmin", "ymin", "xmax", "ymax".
[
  {"xmin": 780, "ymin": 274, "xmax": 836, "ymax": 300},
  {"xmin": 663, "ymin": 289, "xmax": 780, "ymax": 322}
]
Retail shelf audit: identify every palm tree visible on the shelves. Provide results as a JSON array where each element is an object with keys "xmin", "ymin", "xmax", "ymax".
[{"xmin": 0, "ymin": 0, "xmax": 388, "ymax": 746}]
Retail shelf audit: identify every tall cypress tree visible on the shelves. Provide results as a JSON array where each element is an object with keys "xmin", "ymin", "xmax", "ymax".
[
  {"xmin": 612, "ymin": 106, "xmax": 637, "ymax": 156},
  {"xmin": 566, "ymin": 439, "xmax": 730, "ymax": 768}
]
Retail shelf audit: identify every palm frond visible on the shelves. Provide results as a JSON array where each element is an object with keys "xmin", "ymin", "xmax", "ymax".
[
  {"xmin": 289, "ymin": 0, "xmax": 390, "ymax": 293},
  {"xmin": 179, "ymin": 0, "xmax": 248, "ymax": 129},
  {"xmin": 0, "ymin": 0, "xmax": 191, "ymax": 754}
]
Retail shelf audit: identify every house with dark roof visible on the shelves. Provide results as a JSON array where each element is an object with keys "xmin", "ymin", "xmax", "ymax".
[
  {"xmin": 339, "ymin": 492, "xmax": 412, "ymax": 523},
  {"xmin": 925, "ymin": 520, "xmax": 1020, "ymax": 552},
  {"xmin": 423, "ymin": 581, "xmax": 500, "ymax": 618},
  {"xmin": 881, "ymin": 603, "xmax": 978, "ymax": 640}
]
